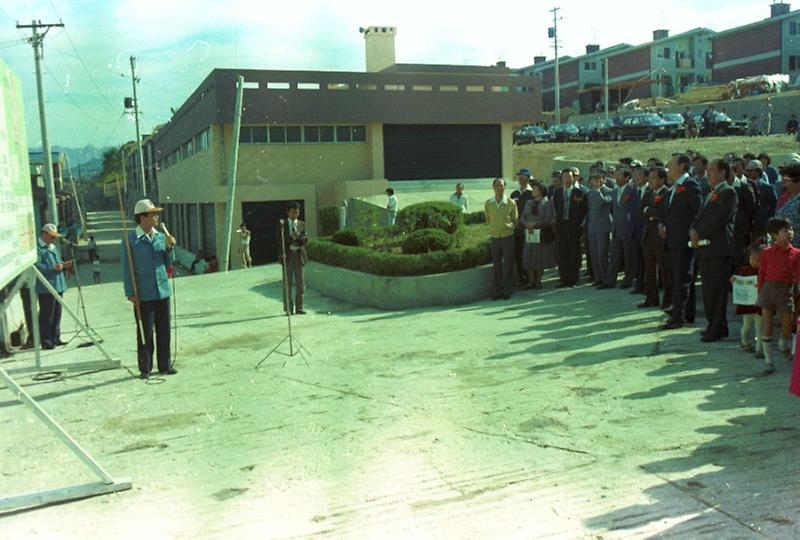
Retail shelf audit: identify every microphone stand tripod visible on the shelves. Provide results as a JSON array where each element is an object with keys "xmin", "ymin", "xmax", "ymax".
[
  {"xmin": 255, "ymin": 219, "xmax": 309, "ymax": 368},
  {"xmin": 62, "ymin": 240, "xmax": 102, "ymax": 347}
]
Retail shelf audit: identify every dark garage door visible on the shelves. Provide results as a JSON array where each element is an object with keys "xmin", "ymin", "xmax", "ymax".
[
  {"xmin": 383, "ymin": 124, "xmax": 501, "ymax": 180},
  {"xmin": 241, "ymin": 199, "xmax": 306, "ymax": 266}
]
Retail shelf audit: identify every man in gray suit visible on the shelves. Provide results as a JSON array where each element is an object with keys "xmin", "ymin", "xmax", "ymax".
[
  {"xmin": 586, "ymin": 171, "xmax": 613, "ymax": 286},
  {"xmin": 600, "ymin": 167, "xmax": 636, "ymax": 288},
  {"xmin": 277, "ymin": 201, "xmax": 309, "ymax": 315}
]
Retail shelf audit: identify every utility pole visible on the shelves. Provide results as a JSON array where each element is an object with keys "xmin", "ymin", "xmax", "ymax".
[
  {"xmin": 221, "ymin": 76, "xmax": 245, "ymax": 273},
  {"xmin": 129, "ymin": 56, "xmax": 147, "ymax": 199},
  {"xmin": 18, "ymin": 19, "xmax": 64, "ymax": 224},
  {"xmin": 549, "ymin": 7, "xmax": 561, "ymax": 124},
  {"xmin": 604, "ymin": 57, "xmax": 610, "ymax": 120}
]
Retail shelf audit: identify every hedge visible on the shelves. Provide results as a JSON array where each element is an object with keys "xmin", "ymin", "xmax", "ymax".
[
  {"xmin": 307, "ymin": 238, "xmax": 491, "ymax": 276},
  {"xmin": 401, "ymin": 228, "xmax": 453, "ymax": 254},
  {"xmin": 395, "ymin": 201, "xmax": 464, "ymax": 235},
  {"xmin": 318, "ymin": 206, "xmax": 340, "ymax": 237},
  {"xmin": 464, "ymin": 210, "xmax": 486, "ymax": 225}
]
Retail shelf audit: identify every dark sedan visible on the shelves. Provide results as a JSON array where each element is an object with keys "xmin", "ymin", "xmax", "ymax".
[
  {"xmin": 549, "ymin": 123, "xmax": 581, "ymax": 142},
  {"xmin": 692, "ymin": 113, "xmax": 747, "ymax": 136},
  {"xmin": 608, "ymin": 114, "xmax": 680, "ymax": 142},
  {"xmin": 578, "ymin": 119, "xmax": 613, "ymax": 142},
  {"xmin": 514, "ymin": 125, "xmax": 556, "ymax": 144},
  {"xmin": 660, "ymin": 113, "xmax": 685, "ymax": 138}
]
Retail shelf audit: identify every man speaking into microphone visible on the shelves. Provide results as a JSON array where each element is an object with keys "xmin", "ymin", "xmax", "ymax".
[
  {"xmin": 121, "ymin": 199, "xmax": 177, "ymax": 379},
  {"xmin": 277, "ymin": 201, "xmax": 308, "ymax": 315}
]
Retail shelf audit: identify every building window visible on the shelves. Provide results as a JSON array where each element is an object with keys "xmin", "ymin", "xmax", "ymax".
[
  {"xmin": 286, "ymin": 126, "xmax": 301, "ymax": 143},
  {"xmin": 584, "ymin": 61, "xmax": 597, "ymax": 70},
  {"xmin": 304, "ymin": 126, "xmax": 320, "ymax": 143},
  {"xmin": 466, "ymin": 85, "xmax": 484, "ymax": 92},
  {"xmin": 298, "ymin": 82, "xmax": 320, "ymax": 90},
  {"xmin": 196, "ymin": 128, "xmax": 210, "ymax": 151},
  {"xmin": 269, "ymin": 126, "xmax": 286, "ymax": 143},
  {"xmin": 356, "ymin": 83, "xmax": 377, "ymax": 90},
  {"xmin": 252, "ymin": 127, "xmax": 268, "ymax": 143},
  {"xmin": 790, "ymin": 55, "xmax": 800, "ymax": 71},
  {"xmin": 239, "ymin": 127, "xmax": 252, "ymax": 144},
  {"xmin": 352, "ymin": 126, "xmax": 366, "ymax": 142},
  {"xmin": 440, "ymin": 85, "xmax": 459, "ymax": 92},
  {"xmin": 336, "ymin": 126, "xmax": 352, "ymax": 142},
  {"xmin": 327, "ymin": 83, "xmax": 350, "ymax": 90},
  {"xmin": 491, "ymin": 86, "xmax": 510, "ymax": 92},
  {"xmin": 320, "ymin": 126, "xmax": 335, "ymax": 142},
  {"xmin": 664, "ymin": 47, "xmax": 671, "ymax": 59},
  {"xmin": 791, "ymin": 21, "xmax": 799, "ymax": 35},
  {"xmin": 385, "ymin": 84, "xmax": 405, "ymax": 91},
  {"xmin": 412, "ymin": 85, "xmax": 433, "ymax": 91},
  {"xmin": 266, "ymin": 82, "xmax": 290, "ymax": 90}
]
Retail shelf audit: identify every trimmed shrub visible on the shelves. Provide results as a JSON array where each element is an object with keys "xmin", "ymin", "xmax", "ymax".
[
  {"xmin": 401, "ymin": 228, "xmax": 453, "ymax": 254},
  {"xmin": 463, "ymin": 211, "xmax": 486, "ymax": 225},
  {"xmin": 395, "ymin": 202, "xmax": 464, "ymax": 235},
  {"xmin": 331, "ymin": 228, "xmax": 365, "ymax": 246},
  {"xmin": 307, "ymin": 238, "xmax": 491, "ymax": 277},
  {"xmin": 318, "ymin": 206, "xmax": 340, "ymax": 237}
]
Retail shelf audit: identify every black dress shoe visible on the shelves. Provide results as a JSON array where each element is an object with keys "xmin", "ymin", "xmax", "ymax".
[
  {"xmin": 295, "ymin": 309, "xmax": 307, "ymax": 315},
  {"xmin": 42, "ymin": 343, "xmax": 55, "ymax": 350},
  {"xmin": 660, "ymin": 320, "xmax": 684, "ymax": 330},
  {"xmin": 54, "ymin": 340, "xmax": 67, "ymax": 346},
  {"xmin": 637, "ymin": 301, "xmax": 656, "ymax": 308},
  {"xmin": 159, "ymin": 368, "xmax": 177, "ymax": 375},
  {"xmin": 701, "ymin": 334, "xmax": 721, "ymax": 342},
  {"xmin": 663, "ymin": 308, "xmax": 673, "ymax": 316},
  {"xmin": 139, "ymin": 372, "xmax": 150, "ymax": 380}
]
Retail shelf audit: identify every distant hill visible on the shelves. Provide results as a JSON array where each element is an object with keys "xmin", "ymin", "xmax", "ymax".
[{"xmin": 28, "ymin": 144, "xmax": 110, "ymax": 180}]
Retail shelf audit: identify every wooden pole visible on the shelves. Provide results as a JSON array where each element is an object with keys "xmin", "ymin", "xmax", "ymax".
[{"xmin": 115, "ymin": 177, "xmax": 144, "ymax": 346}]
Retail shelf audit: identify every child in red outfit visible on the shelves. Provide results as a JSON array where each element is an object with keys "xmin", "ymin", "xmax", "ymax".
[
  {"xmin": 757, "ymin": 218, "xmax": 800, "ymax": 375},
  {"xmin": 732, "ymin": 244, "xmax": 763, "ymax": 355}
]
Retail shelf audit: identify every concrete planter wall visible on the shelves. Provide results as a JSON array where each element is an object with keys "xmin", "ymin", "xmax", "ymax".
[{"xmin": 305, "ymin": 261, "xmax": 494, "ymax": 310}]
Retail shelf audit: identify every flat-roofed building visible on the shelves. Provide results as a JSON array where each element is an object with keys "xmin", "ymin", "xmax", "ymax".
[
  {"xmin": 711, "ymin": 3, "xmax": 800, "ymax": 82},
  {"xmin": 154, "ymin": 27, "xmax": 541, "ymax": 267}
]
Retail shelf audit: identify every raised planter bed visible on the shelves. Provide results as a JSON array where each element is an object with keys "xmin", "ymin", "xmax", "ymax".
[{"xmin": 305, "ymin": 261, "xmax": 493, "ymax": 310}]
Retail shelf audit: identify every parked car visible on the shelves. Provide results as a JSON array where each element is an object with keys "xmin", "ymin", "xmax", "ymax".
[
  {"xmin": 578, "ymin": 119, "xmax": 613, "ymax": 142},
  {"xmin": 549, "ymin": 123, "xmax": 581, "ymax": 142},
  {"xmin": 608, "ymin": 114, "xmax": 680, "ymax": 142},
  {"xmin": 514, "ymin": 125, "xmax": 555, "ymax": 144},
  {"xmin": 692, "ymin": 113, "xmax": 747, "ymax": 136},
  {"xmin": 660, "ymin": 113, "xmax": 686, "ymax": 138}
]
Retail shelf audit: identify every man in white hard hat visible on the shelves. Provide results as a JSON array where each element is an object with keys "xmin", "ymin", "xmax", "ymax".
[
  {"xmin": 36, "ymin": 223, "xmax": 73, "ymax": 349},
  {"xmin": 121, "ymin": 199, "xmax": 177, "ymax": 379}
]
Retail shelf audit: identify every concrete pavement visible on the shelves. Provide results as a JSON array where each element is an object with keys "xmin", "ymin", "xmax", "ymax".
[{"xmin": 0, "ymin": 263, "xmax": 798, "ymax": 538}]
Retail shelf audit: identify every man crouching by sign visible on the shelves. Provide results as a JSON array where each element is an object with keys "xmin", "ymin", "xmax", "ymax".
[{"xmin": 121, "ymin": 199, "xmax": 177, "ymax": 379}]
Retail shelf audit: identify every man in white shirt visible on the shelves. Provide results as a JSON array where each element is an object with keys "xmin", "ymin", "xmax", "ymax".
[
  {"xmin": 450, "ymin": 183, "xmax": 469, "ymax": 212},
  {"xmin": 385, "ymin": 188, "xmax": 398, "ymax": 226}
]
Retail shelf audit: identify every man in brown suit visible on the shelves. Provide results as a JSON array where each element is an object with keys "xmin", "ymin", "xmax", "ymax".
[
  {"xmin": 639, "ymin": 166, "xmax": 672, "ymax": 309},
  {"xmin": 276, "ymin": 201, "xmax": 308, "ymax": 314}
]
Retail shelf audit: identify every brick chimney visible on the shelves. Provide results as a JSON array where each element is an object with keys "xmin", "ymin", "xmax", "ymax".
[{"xmin": 771, "ymin": 2, "xmax": 791, "ymax": 17}]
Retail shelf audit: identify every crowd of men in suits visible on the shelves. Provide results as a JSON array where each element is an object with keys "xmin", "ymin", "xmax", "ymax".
[{"xmin": 539, "ymin": 150, "xmax": 800, "ymax": 373}]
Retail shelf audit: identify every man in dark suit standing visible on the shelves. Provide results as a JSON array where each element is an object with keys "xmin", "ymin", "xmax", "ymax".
[
  {"xmin": 553, "ymin": 168, "xmax": 587, "ymax": 287},
  {"xmin": 277, "ymin": 201, "xmax": 309, "ymax": 315},
  {"xmin": 660, "ymin": 154, "xmax": 702, "ymax": 330},
  {"xmin": 510, "ymin": 169, "xmax": 534, "ymax": 285},
  {"xmin": 640, "ymin": 167, "xmax": 672, "ymax": 308},
  {"xmin": 600, "ymin": 167, "xmax": 636, "ymax": 288},
  {"xmin": 730, "ymin": 165, "xmax": 757, "ymax": 268},
  {"xmin": 630, "ymin": 165, "xmax": 648, "ymax": 293},
  {"xmin": 690, "ymin": 159, "xmax": 738, "ymax": 341}
]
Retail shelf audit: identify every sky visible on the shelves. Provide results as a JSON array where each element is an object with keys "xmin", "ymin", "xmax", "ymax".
[{"xmin": 0, "ymin": 0, "xmax": 781, "ymax": 150}]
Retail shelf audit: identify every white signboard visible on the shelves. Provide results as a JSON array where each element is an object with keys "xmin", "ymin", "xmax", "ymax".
[
  {"xmin": 0, "ymin": 59, "xmax": 35, "ymax": 291},
  {"xmin": 733, "ymin": 275, "xmax": 758, "ymax": 306}
]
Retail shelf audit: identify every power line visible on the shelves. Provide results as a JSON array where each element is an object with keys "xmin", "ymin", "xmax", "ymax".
[
  {"xmin": 43, "ymin": 62, "xmax": 116, "ymax": 125},
  {"xmin": 48, "ymin": 0, "xmax": 118, "ymax": 114}
]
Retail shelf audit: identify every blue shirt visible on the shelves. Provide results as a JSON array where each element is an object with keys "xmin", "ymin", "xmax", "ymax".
[
  {"xmin": 776, "ymin": 192, "xmax": 800, "ymax": 248},
  {"xmin": 120, "ymin": 228, "xmax": 175, "ymax": 301},
  {"xmin": 35, "ymin": 238, "xmax": 67, "ymax": 295}
]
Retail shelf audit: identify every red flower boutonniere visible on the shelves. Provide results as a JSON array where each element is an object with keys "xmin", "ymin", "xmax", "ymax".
[
  {"xmin": 654, "ymin": 195, "xmax": 664, "ymax": 204},
  {"xmin": 623, "ymin": 194, "xmax": 632, "ymax": 202},
  {"xmin": 710, "ymin": 193, "xmax": 720, "ymax": 203},
  {"xmin": 675, "ymin": 186, "xmax": 687, "ymax": 195}
]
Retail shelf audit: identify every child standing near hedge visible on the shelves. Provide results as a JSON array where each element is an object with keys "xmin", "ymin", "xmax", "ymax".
[{"xmin": 385, "ymin": 188, "xmax": 398, "ymax": 227}]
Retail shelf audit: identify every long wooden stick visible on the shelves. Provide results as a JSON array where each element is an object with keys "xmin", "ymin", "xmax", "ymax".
[{"xmin": 115, "ymin": 177, "xmax": 145, "ymax": 346}]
